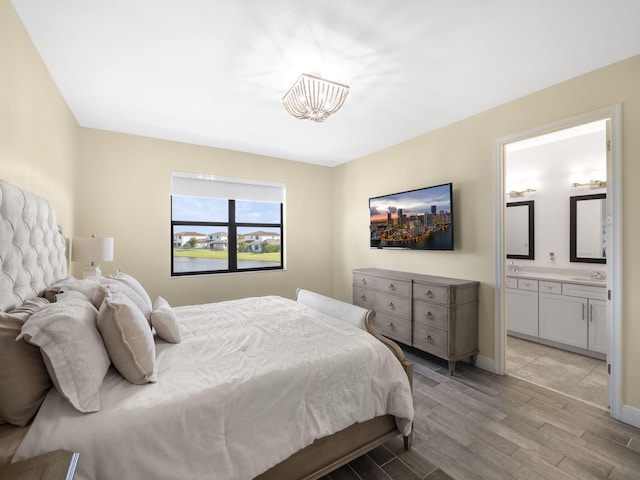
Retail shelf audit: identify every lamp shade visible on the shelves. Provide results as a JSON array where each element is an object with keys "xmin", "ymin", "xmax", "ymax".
[{"xmin": 71, "ymin": 236, "xmax": 114, "ymax": 264}]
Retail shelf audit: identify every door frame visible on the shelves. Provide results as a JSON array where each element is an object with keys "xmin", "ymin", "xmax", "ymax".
[{"xmin": 493, "ymin": 104, "xmax": 622, "ymax": 419}]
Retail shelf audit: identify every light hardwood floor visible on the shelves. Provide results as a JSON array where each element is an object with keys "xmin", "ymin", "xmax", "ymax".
[{"xmin": 323, "ymin": 347, "xmax": 640, "ymax": 480}]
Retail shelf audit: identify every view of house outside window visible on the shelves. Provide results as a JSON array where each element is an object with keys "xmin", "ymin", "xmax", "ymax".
[{"xmin": 171, "ymin": 195, "xmax": 283, "ymax": 275}]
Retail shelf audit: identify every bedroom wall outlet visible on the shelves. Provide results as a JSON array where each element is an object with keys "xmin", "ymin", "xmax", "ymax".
[{"xmin": 550, "ymin": 252, "xmax": 555, "ymax": 261}]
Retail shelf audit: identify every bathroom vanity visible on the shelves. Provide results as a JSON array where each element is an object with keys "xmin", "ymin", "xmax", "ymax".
[{"xmin": 506, "ymin": 270, "xmax": 607, "ymax": 359}]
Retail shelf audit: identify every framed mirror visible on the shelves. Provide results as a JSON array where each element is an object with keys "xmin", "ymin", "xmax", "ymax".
[
  {"xmin": 570, "ymin": 193, "xmax": 606, "ymax": 263},
  {"xmin": 506, "ymin": 200, "xmax": 534, "ymax": 260}
]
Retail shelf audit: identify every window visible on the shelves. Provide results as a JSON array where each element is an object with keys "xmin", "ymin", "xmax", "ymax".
[{"xmin": 171, "ymin": 172, "xmax": 285, "ymax": 276}]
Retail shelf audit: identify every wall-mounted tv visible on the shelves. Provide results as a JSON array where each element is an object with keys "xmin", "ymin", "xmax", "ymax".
[{"xmin": 369, "ymin": 183, "xmax": 454, "ymax": 250}]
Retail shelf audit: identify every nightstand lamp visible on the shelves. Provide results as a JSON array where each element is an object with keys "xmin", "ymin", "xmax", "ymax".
[{"xmin": 71, "ymin": 234, "xmax": 114, "ymax": 278}]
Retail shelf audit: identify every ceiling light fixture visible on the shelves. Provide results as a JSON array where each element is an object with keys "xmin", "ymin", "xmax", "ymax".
[{"xmin": 282, "ymin": 73, "xmax": 349, "ymax": 123}]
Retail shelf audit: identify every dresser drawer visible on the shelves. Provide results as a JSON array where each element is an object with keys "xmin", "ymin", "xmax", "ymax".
[
  {"xmin": 353, "ymin": 273, "xmax": 375, "ymax": 289},
  {"xmin": 353, "ymin": 287, "xmax": 374, "ymax": 309},
  {"xmin": 413, "ymin": 323, "xmax": 448, "ymax": 357},
  {"xmin": 413, "ymin": 283, "xmax": 449, "ymax": 304},
  {"xmin": 374, "ymin": 312, "xmax": 411, "ymax": 345},
  {"xmin": 374, "ymin": 277, "xmax": 412, "ymax": 297},
  {"xmin": 374, "ymin": 292, "xmax": 411, "ymax": 319},
  {"xmin": 413, "ymin": 301, "xmax": 448, "ymax": 330}
]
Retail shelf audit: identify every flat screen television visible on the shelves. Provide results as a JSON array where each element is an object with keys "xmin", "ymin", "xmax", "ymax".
[{"xmin": 369, "ymin": 183, "xmax": 454, "ymax": 250}]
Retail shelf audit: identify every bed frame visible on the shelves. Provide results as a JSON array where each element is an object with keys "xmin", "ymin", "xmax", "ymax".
[{"xmin": 0, "ymin": 179, "xmax": 412, "ymax": 478}]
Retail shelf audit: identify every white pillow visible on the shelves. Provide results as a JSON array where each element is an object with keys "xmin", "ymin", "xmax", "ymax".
[
  {"xmin": 98, "ymin": 291, "xmax": 157, "ymax": 385},
  {"xmin": 18, "ymin": 295, "xmax": 110, "ymax": 413},
  {"xmin": 150, "ymin": 297, "xmax": 182, "ymax": 344},
  {"xmin": 44, "ymin": 276, "xmax": 101, "ymax": 304},
  {"xmin": 93, "ymin": 271, "xmax": 153, "ymax": 320}
]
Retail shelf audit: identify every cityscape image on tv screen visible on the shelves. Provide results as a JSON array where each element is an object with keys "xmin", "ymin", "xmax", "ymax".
[{"xmin": 369, "ymin": 183, "xmax": 453, "ymax": 250}]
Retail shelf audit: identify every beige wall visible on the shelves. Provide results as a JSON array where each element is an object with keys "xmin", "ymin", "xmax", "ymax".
[
  {"xmin": 76, "ymin": 129, "xmax": 335, "ymax": 307},
  {"xmin": 333, "ymin": 55, "xmax": 640, "ymax": 410},
  {"xmin": 0, "ymin": 0, "xmax": 78, "ymax": 232}
]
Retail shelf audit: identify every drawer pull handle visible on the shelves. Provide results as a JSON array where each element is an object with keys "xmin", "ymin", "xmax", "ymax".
[
  {"xmin": 425, "ymin": 311, "xmax": 433, "ymax": 320},
  {"xmin": 425, "ymin": 335, "xmax": 433, "ymax": 344},
  {"xmin": 360, "ymin": 278, "xmax": 367, "ymax": 285},
  {"xmin": 388, "ymin": 322, "xmax": 395, "ymax": 329},
  {"xmin": 360, "ymin": 294, "xmax": 367, "ymax": 301},
  {"xmin": 388, "ymin": 302, "xmax": 395, "ymax": 309},
  {"xmin": 388, "ymin": 283, "xmax": 396, "ymax": 291},
  {"xmin": 425, "ymin": 290, "xmax": 433, "ymax": 298}
]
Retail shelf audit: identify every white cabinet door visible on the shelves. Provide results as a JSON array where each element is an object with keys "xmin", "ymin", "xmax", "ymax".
[
  {"xmin": 539, "ymin": 293, "xmax": 587, "ymax": 349},
  {"xmin": 506, "ymin": 288, "xmax": 538, "ymax": 337},
  {"xmin": 588, "ymin": 299, "xmax": 608, "ymax": 354}
]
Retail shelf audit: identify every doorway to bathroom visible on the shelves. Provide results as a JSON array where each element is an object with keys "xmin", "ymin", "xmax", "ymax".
[{"xmin": 495, "ymin": 105, "xmax": 622, "ymax": 418}]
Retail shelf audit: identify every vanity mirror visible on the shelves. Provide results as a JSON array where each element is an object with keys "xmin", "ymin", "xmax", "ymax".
[
  {"xmin": 506, "ymin": 200, "xmax": 534, "ymax": 260},
  {"xmin": 570, "ymin": 193, "xmax": 606, "ymax": 263}
]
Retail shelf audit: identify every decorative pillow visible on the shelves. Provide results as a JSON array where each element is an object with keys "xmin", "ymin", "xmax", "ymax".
[
  {"xmin": 54, "ymin": 290, "xmax": 90, "ymax": 303},
  {"xmin": 43, "ymin": 277, "xmax": 72, "ymax": 302},
  {"xmin": 98, "ymin": 291, "xmax": 157, "ymax": 385},
  {"xmin": 93, "ymin": 272, "xmax": 152, "ymax": 320},
  {"xmin": 150, "ymin": 297, "xmax": 182, "ymax": 344},
  {"xmin": 44, "ymin": 277, "xmax": 101, "ymax": 304},
  {"xmin": 18, "ymin": 295, "xmax": 110, "ymax": 413},
  {"xmin": 0, "ymin": 298, "xmax": 52, "ymax": 427}
]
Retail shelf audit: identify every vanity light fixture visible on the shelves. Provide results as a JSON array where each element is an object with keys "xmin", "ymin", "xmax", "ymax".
[
  {"xmin": 282, "ymin": 73, "xmax": 349, "ymax": 123},
  {"xmin": 507, "ymin": 188, "xmax": 536, "ymax": 198},
  {"xmin": 570, "ymin": 170, "xmax": 606, "ymax": 189}
]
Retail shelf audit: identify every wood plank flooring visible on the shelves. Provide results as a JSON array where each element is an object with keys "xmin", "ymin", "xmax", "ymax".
[{"xmin": 323, "ymin": 347, "xmax": 640, "ymax": 480}]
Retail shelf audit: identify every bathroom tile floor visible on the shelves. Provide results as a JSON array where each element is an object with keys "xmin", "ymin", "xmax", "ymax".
[{"xmin": 506, "ymin": 335, "xmax": 608, "ymax": 410}]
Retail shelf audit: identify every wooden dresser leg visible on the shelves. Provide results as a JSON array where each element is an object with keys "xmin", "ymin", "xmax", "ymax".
[{"xmin": 448, "ymin": 360, "xmax": 456, "ymax": 376}]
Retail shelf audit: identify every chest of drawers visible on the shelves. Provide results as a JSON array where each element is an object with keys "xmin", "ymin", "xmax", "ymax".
[{"xmin": 353, "ymin": 268, "xmax": 479, "ymax": 375}]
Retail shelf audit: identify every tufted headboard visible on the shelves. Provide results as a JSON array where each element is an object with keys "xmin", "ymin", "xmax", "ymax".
[{"xmin": 0, "ymin": 179, "xmax": 67, "ymax": 311}]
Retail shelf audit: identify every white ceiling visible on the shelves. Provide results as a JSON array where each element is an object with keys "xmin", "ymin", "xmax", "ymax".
[{"xmin": 11, "ymin": 0, "xmax": 640, "ymax": 166}]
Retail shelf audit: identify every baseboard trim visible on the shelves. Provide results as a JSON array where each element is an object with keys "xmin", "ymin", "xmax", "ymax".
[
  {"xmin": 475, "ymin": 355, "xmax": 497, "ymax": 374},
  {"xmin": 619, "ymin": 404, "xmax": 640, "ymax": 429}
]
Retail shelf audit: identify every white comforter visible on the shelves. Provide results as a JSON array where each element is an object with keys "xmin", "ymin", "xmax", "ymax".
[{"xmin": 15, "ymin": 296, "xmax": 414, "ymax": 480}]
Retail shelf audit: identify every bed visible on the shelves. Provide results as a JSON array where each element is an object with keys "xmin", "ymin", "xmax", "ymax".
[{"xmin": 0, "ymin": 178, "xmax": 414, "ymax": 480}]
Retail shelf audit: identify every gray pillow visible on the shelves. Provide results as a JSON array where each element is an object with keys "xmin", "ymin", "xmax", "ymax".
[
  {"xmin": 98, "ymin": 290, "xmax": 157, "ymax": 385},
  {"xmin": 18, "ymin": 295, "xmax": 110, "ymax": 413},
  {"xmin": 0, "ymin": 298, "xmax": 52, "ymax": 426}
]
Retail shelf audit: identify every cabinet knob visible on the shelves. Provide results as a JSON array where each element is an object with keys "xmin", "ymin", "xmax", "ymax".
[
  {"xmin": 425, "ymin": 335, "xmax": 433, "ymax": 344},
  {"xmin": 425, "ymin": 311, "xmax": 433, "ymax": 320},
  {"xmin": 388, "ymin": 302, "xmax": 395, "ymax": 310},
  {"xmin": 360, "ymin": 278, "xmax": 367, "ymax": 284},
  {"xmin": 360, "ymin": 294, "xmax": 366, "ymax": 301},
  {"xmin": 425, "ymin": 290, "xmax": 433, "ymax": 298},
  {"xmin": 388, "ymin": 283, "xmax": 396, "ymax": 291},
  {"xmin": 388, "ymin": 322, "xmax": 395, "ymax": 329}
]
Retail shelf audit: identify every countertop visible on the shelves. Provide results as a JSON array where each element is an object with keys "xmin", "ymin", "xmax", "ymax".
[{"xmin": 506, "ymin": 270, "xmax": 606, "ymax": 286}]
